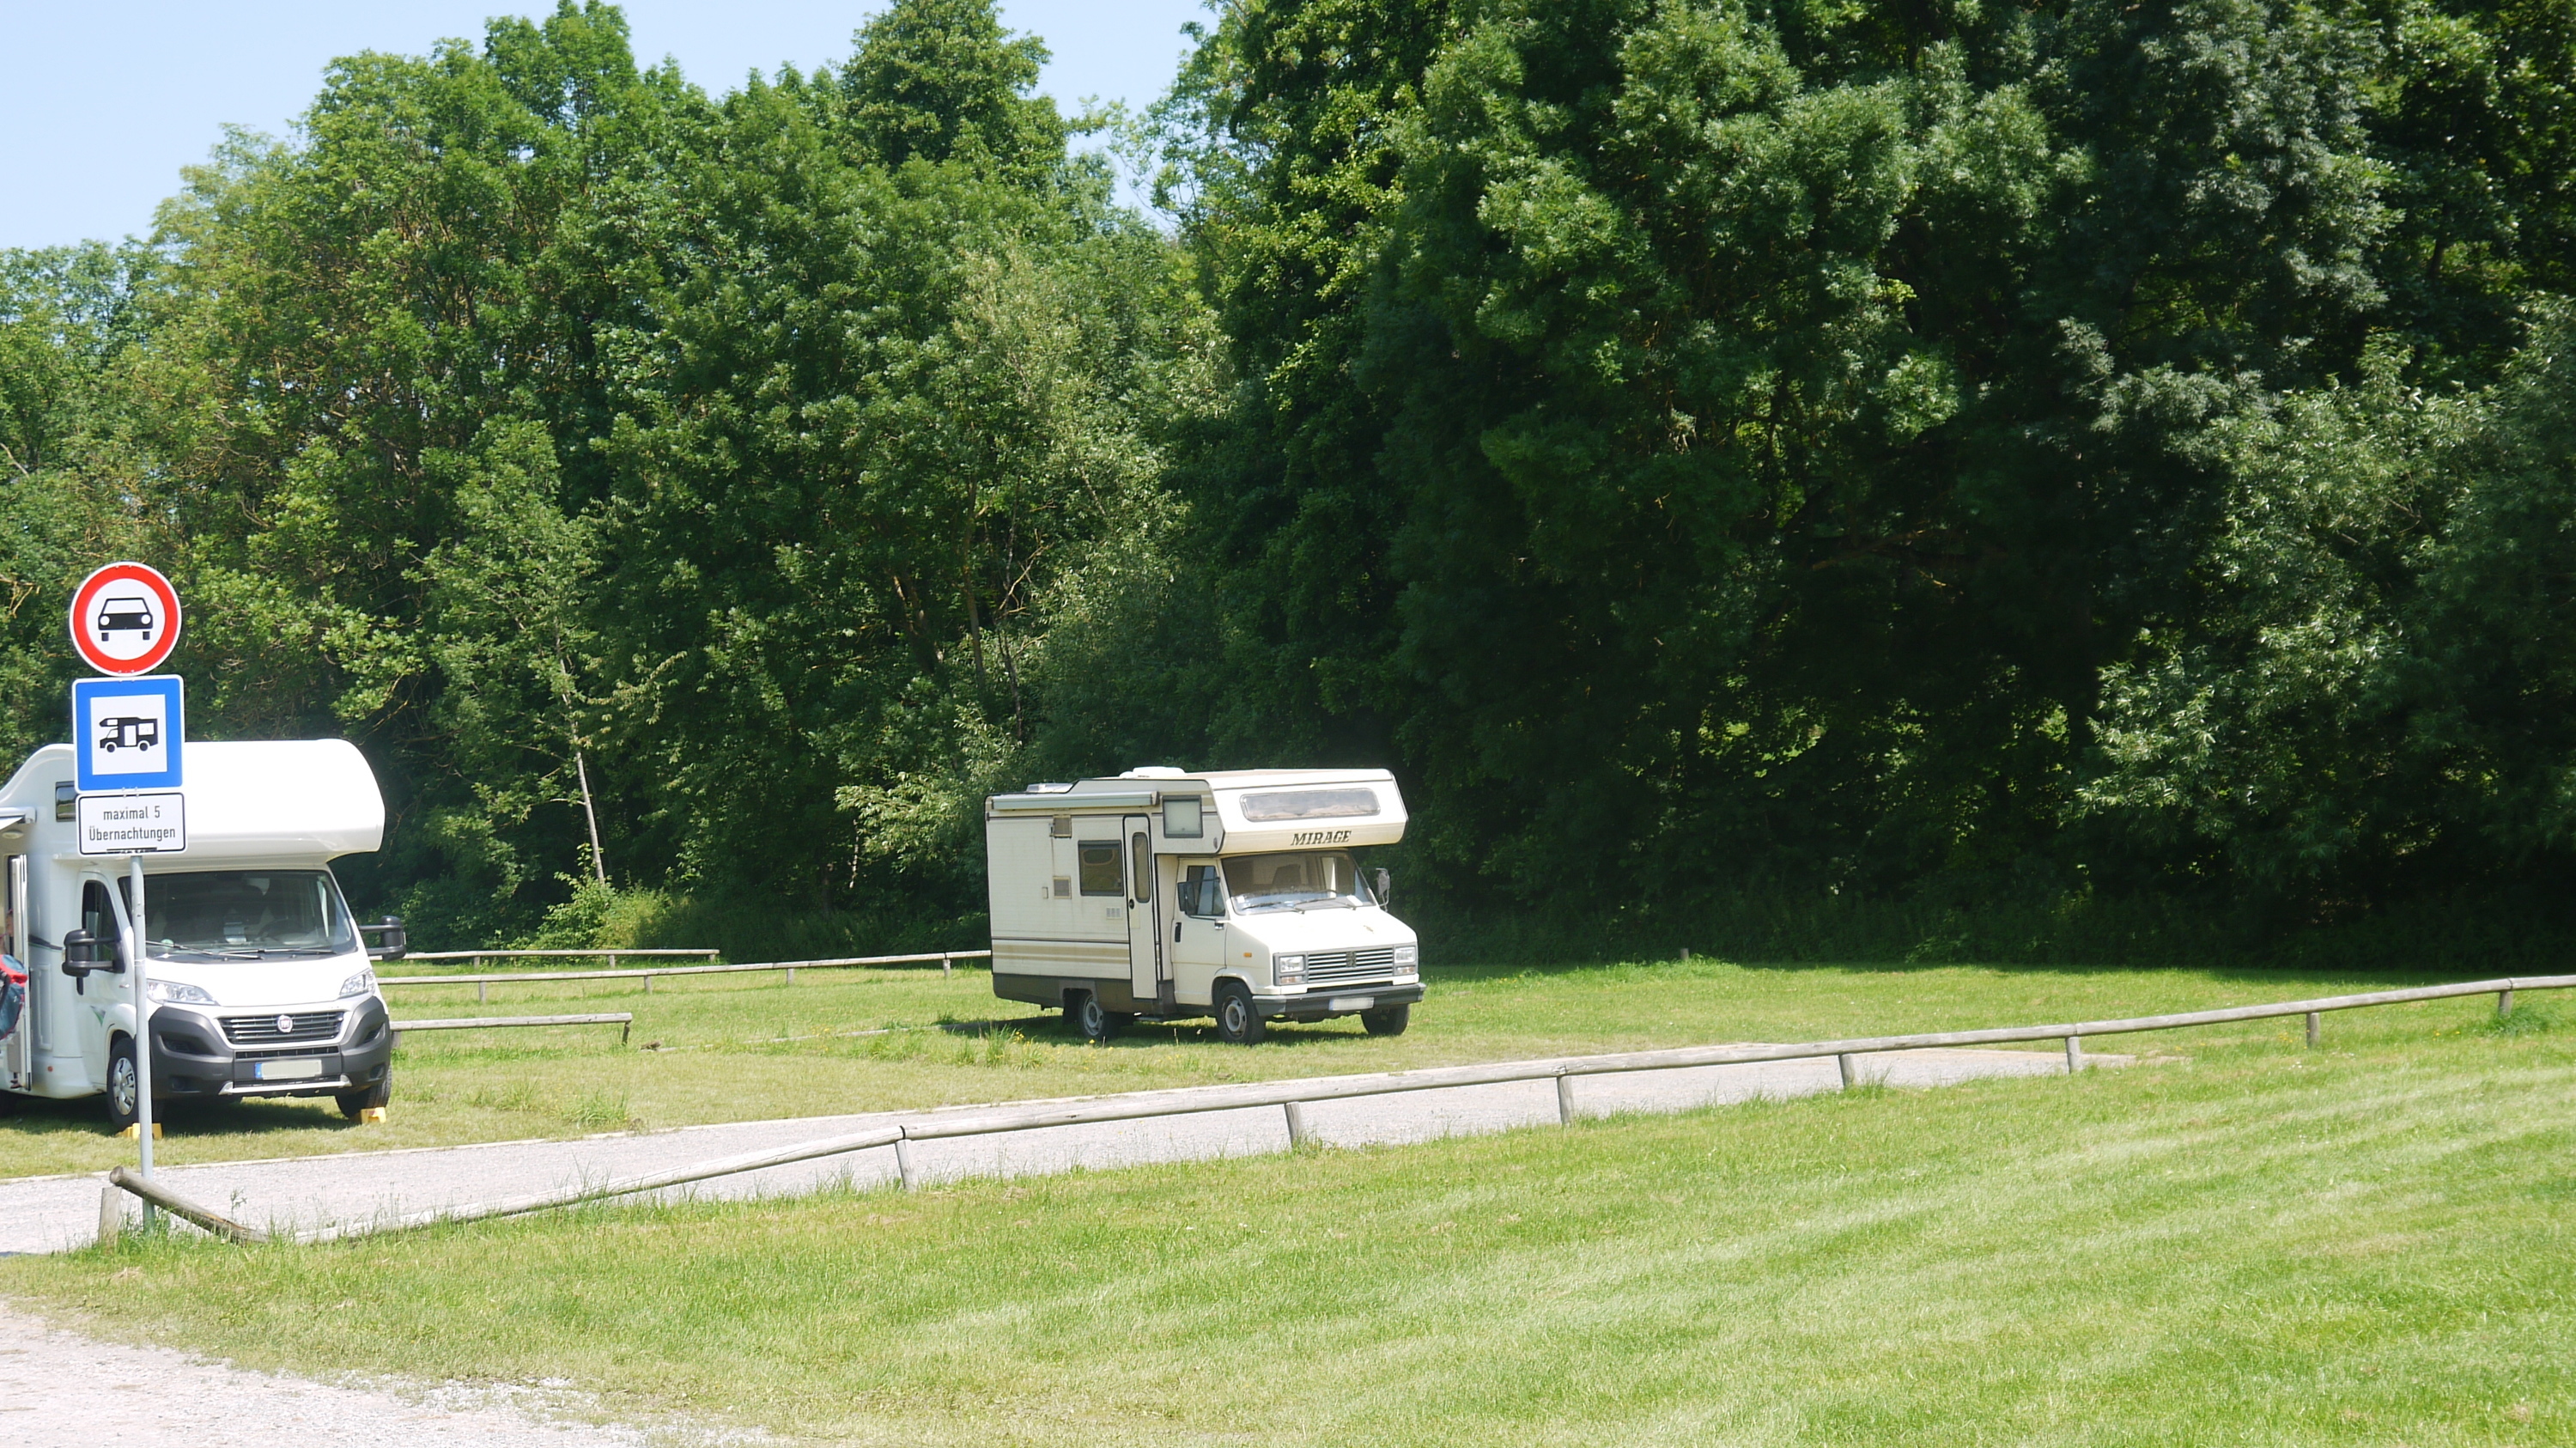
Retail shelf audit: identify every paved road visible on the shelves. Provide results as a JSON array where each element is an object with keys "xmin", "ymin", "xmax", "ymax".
[{"xmin": 1, "ymin": 1045, "xmax": 2092, "ymax": 1254}]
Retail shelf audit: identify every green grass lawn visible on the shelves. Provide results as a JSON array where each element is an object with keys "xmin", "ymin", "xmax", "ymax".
[
  {"xmin": 0, "ymin": 955, "xmax": 2504, "ymax": 1179},
  {"xmin": 5, "ymin": 996, "xmax": 2565, "ymax": 1445}
]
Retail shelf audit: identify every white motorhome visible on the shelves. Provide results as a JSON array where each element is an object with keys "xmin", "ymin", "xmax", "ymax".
[
  {"xmin": 985, "ymin": 768, "xmax": 1421, "ymax": 1043},
  {"xmin": 0, "ymin": 739, "xmax": 403, "ymax": 1127}
]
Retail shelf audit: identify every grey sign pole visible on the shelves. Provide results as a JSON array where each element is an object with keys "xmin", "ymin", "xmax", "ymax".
[{"xmin": 129, "ymin": 854, "xmax": 153, "ymax": 1223}]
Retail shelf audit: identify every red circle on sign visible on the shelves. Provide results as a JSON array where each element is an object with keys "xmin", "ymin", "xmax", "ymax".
[{"xmin": 69, "ymin": 563, "xmax": 182, "ymax": 676}]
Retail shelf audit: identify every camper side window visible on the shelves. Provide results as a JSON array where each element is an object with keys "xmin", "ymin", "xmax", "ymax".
[
  {"xmin": 1077, "ymin": 841, "xmax": 1122, "ymax": 897},
  {"xmin": 1178, "ymin": 864, "xmax": 1225, "ymax": 918},
  {"xmin": 81, "ymin": 881, "xmax": 125, "ymax": 969}
]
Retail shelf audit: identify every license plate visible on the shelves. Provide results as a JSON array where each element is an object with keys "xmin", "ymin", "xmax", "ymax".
[
  {"xmin": 254, "ymin": 1058, "xmax": 325, "ymax": 1080},
  {"xmin": 1327, "ymin": 996, "xmax": 1375, "ymax": 1013}
]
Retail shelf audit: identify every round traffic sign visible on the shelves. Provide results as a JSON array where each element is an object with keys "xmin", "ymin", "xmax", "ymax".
[{"xmin": 69, "ymin": 563, "xmax": 182, "ymax": 676}]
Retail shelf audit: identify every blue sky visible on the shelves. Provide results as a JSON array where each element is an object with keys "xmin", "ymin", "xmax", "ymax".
[{"xmin": 0, "ymin": 0, "xmax": 1210, "ymax": 250}]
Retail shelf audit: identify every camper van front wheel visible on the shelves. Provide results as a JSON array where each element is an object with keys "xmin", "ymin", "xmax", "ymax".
[
  {"xmin": 337, "ymin": 1067, "xmax": 392, "ymax": 1121},
  {"xmin": 1214, "ymin": 983, "xmax": 1267, "ymax": 1045},
  {"xmin": 1361, "ymin": 1003, "xmax": 1411, "ymax": 1037},
  {"xmin": 105, "ymin": 1037, "xmax": 141, "ymax": 1130}
]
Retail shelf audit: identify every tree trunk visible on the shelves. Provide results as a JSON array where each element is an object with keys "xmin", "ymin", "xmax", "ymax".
[{"xmin": 574, "ymin": 747, "xmax": 608, "ymax": 885}]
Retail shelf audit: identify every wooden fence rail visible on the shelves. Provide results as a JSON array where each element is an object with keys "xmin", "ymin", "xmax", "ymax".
[
  {"xmin": 403, "ymin": 949, "xmax": 720, "ymax": 962},
  {"xmin": 240, "ymin": 972, "xmax": 2576, "ymax": 1240},
  {"xmin": 391, "ymin": 1013, "xmax": 635, "ymax": 1044},
  {"xmin": 109, "ymin": 973, "xmax": 2571, "ymax": 1244},
  {"xmin": 380, "ymin": 950, "xmax": 993, "ymax": 1001}
]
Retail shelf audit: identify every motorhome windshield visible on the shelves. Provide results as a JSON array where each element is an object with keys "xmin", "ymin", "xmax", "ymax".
[
  {"xmin": 1222, "ymin": 852, "xmax": 1374, "ymax": 912},
  {"xmin": 138, "ymin": 870, "xmax": 360, "ymax": 961}
]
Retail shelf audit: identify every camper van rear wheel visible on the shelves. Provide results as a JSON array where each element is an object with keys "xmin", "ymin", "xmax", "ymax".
[
  {"xmin": 1070, "ymin": 992, "xmax": 1125, "ymax": 1043},
  {"xmin": 105, "ymin": 1036, "xmax": 141, "ymax": 1129},
  {"xmin": 1360, "ymin": 1003, "xmax": 1411, "ymax": 1037},
  {"xmin": 1214, "ymin": 983, "xmax": 1266, "ymax": 1045},
  {"xmin": 337, "ymin": 1067, "xmax": 392, "ymax": 1121}
]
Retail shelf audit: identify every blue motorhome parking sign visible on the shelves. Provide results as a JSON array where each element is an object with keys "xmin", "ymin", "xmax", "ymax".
[{"xmin": 74, "ymin": 674, "xmax": 184, "ymax": 793}]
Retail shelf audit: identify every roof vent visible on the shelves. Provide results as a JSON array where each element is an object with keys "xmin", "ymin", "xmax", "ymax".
[
  {"xmin": 1120, "ymin": 766, "xmax": 1188, "ymax": 779},
  {"xmin": 1024, "ymin": 782, "xmax": 1075, "ymax": 794}
]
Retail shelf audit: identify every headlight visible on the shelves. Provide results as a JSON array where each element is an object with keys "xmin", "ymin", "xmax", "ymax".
[
  {"xmin": 338, "ymin": 969, "xmax": 378, "ymax": 999},
  {"xmin": 1273, "ymin": 954, "xmax": 1305, "ymax": 984},
  {"xmin": 1393, "ymin": 946, "xmax": 1419, "ymax": 967},
  {"xmin": 146, "ymin": 979, "xmax": 217, "ymax": 1006}
]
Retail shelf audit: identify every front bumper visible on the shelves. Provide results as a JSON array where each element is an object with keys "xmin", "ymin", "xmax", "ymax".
[
  {"xmin": 1250, "ymin": 983, "xmax": 1424, "ymax": 1019},
  {"xmin": 147, "ymin": 996, "xmax": 394, "ymax": 1100}
]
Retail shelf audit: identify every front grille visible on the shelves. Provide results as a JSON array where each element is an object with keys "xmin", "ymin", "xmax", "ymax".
[
  {"xmin": 1303, "ymin": 948, "xmax": 1398, "ymax": 986},
  {"xmin": 221, "ymin": 1011, "xmax": 344, "ymax": 1047}
]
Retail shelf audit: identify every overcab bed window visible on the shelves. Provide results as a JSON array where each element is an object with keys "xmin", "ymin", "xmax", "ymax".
[{"xmin": 1239, "ymin": 788, "xmax": 1378, "ymax": 821}]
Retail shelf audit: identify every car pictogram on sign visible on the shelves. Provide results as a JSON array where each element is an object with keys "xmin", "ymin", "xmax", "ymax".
[{"xmin": 95, "ymin": 594, "xmax": 156, "ymax": 643}]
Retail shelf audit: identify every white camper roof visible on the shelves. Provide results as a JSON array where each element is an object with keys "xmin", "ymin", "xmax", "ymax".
[
  {"xmin": 987, "ymin": 767, "xmax": 1406, "ymax": 852},
  {"xmin": 0, "ymin": 739, "xmax": 386, "ymax": 864}
]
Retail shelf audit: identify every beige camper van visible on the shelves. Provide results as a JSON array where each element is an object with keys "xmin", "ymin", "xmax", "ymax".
[{"xmin": 984, "ymin": 768, "xmax": 1420, "ymax": 1043}]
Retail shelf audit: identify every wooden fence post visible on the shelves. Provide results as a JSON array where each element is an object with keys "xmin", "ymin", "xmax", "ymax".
[
  {"xmin": 1283, "ymin": 1100, "xmax": 1312, "ymax": 1147},
  {"xmin": 895, "ymin": 1135, "xmax": 919, "ymax": 1191},
  {"xmin": 1837, "ymin": 1054, "xmax": 1856, "ymax": 1089},
  {"xmin": 477, "ymin": 980, "xmax": 488, "ymax": 1004},
  {"xmin": 2064, "ymin": 1036, "xmax": 2084, "ymax": 1074},
  {"xmin": 1555, "ymin": 1074, "xmax": 1577, "ymax": 1125},
  {"xmin": 2306, "ymin": 1011, "xmax": 2320, "ymax": 1048},
  {"xmin": 97, "ymin": 1185, "xmax": 121, "ymax": 1248},
  {"xmin": 2500, "ymin": 988, "xmax": 2515, "ymax": 1018}
]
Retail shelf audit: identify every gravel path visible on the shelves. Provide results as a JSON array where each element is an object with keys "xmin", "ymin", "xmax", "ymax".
[
  {"xmin": 1, "ymin": 1044, "xmax": 2095, "ymax": 1254},
  {"xmin": 0, "ymin": 1300, "xmax": 754, "ymax": 1445}
]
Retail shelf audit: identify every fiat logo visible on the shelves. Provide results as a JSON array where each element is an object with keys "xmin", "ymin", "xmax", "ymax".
[{"xmin": 275, "ymin": 1013, "xmax": 295, "ymax": 1035}]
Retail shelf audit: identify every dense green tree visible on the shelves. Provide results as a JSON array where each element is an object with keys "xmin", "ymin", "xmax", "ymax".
[
  {"xmin": 1163, "ymin": 0, "xmax": 2576, "ymax": 922},
  {"xmin": 3, "ymin": 0, "xmax": 2573, "ymax": 953}
]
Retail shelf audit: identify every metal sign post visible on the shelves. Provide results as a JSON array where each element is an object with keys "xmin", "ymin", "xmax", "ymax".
[
  {"xmin": 128, "ymin": 856, "xmax": 151, "ymax": 1217},
  {"xmin": 65, "ymin": 561, "xmax": 186, "ymax": 1223}
]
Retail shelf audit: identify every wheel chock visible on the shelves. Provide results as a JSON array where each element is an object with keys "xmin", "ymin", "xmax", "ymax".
[
  {"xmin": 116, "ymin": 1123, "xmax": 162, "ymax": 1141},
  {"xmin": 358, "ymin": 1106, "xmax": 387, "ymax": 1124}
]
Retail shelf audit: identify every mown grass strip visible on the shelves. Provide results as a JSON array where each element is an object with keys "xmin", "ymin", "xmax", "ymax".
[{"xmin": 10, "ymin": 1002, "xmax": 2568, "ymax": 1445}]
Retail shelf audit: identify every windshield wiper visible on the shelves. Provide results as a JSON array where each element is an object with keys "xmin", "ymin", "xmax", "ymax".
[{"xmin": 259, "ymin": 946, "xmax": 336, "ymax": 958}]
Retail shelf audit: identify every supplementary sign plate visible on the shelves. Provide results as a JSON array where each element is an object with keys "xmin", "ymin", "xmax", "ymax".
[
  {"xmin": 74, "ymin": 675, "xmax": 184, "ymax": 793},
  {"xmin": 77, "ymin": 791, "xmax": 185, "ymax": 855}
]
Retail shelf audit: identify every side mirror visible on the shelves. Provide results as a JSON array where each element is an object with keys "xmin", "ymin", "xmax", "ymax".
[
  {"xmin": 1372, "ymin": 867, "xmax": 1394, "ymax": 906},
  {"xmin": 63, "ymin": 928, "xmax": 94, "ymax": 993},
  {"xmin": 364, "ymin": 916, "xmax": 408, "ymax": 961}
]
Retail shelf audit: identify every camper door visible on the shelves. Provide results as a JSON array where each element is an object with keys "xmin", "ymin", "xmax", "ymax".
[
  {"xmin": 1122, "ymin": 814, "xmax": 1163, "ymax": 1008},
  {"xmin": 2, "ymin": 855, "xmax": 25, "ymax": 1087}
]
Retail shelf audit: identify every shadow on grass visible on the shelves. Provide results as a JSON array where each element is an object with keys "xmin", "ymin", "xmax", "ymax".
[{"xmin": 0, "ymin": 1089, "xmax": 358, "ymax": 1148}]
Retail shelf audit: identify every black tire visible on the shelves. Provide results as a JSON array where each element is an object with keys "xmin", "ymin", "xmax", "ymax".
[
  {"xmin": 337, "ymin": 1066, "xmax": 392, "ymax": 1121},
  {"xmin": 1070, "ymin": 991, "xmax": 1124, "ymax": 1043},
  {"xmin": 105, "ymin": 1035, "xmax": 141, "ymax": 1130},
  {"xmin": 1214, "ymin": 982, "xmax": 1267, "ymax": 1045},
  {"xmin": 1361, "ymin": 1002, "xmax": 1411, "ymax": 1037}
]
